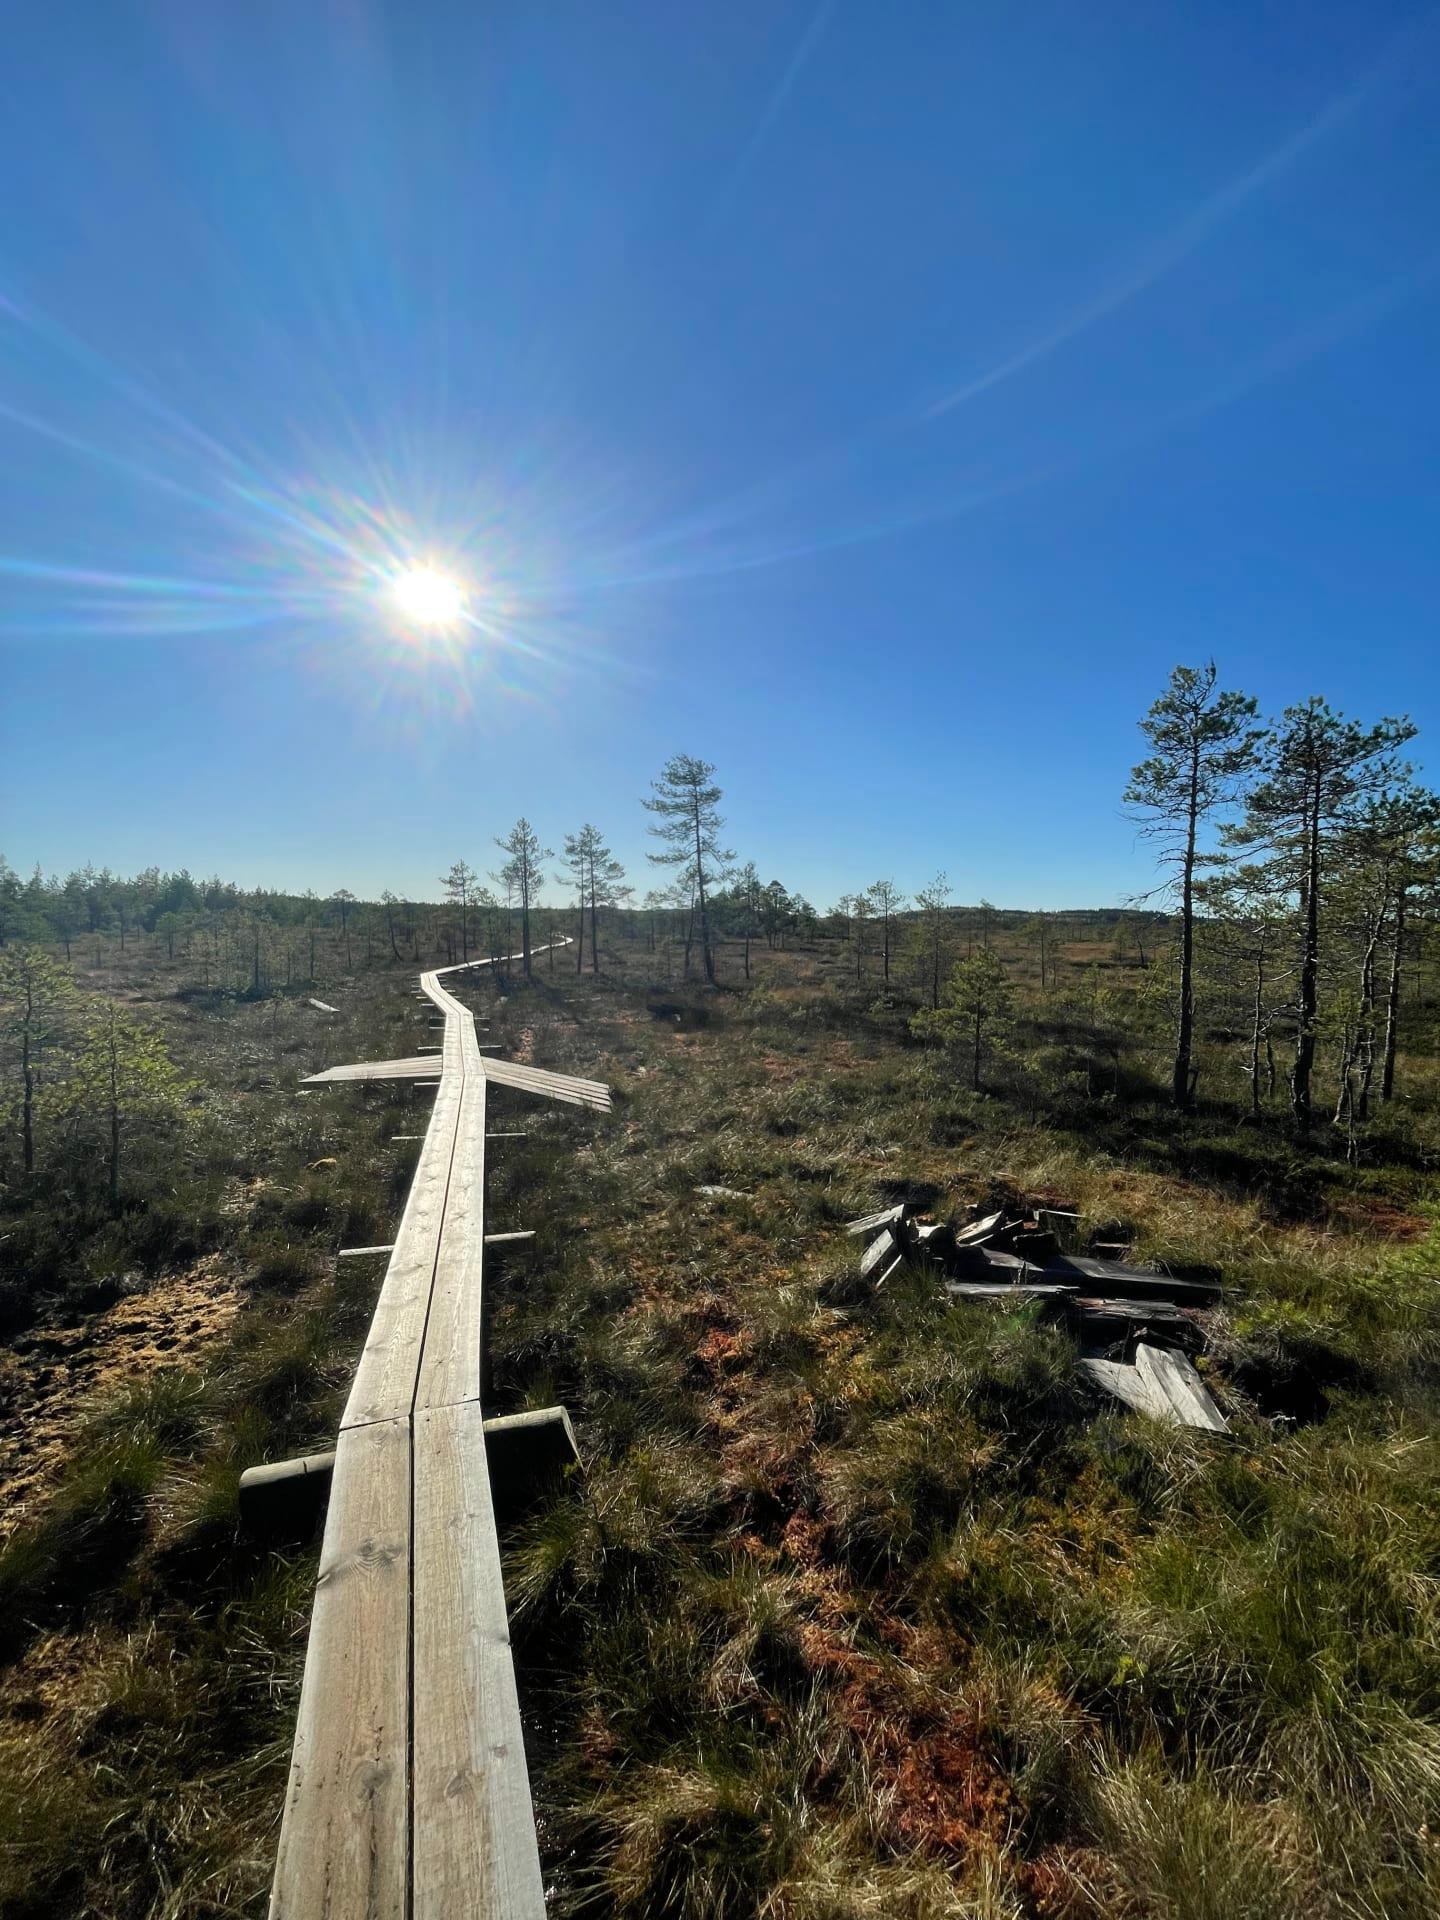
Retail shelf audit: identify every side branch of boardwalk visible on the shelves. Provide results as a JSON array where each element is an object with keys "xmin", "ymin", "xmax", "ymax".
[{"xmin": 268, "ymin": 942, "xmax": 609, "ymax": 1919}]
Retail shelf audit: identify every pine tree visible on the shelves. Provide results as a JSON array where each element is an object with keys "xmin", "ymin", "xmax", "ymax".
[
  {"xmin": 643, "ymin": 756, "xmax": 732, "ymax": 985},
  {"xmin": 1228, "ymin": 698, "xmax": 1414, "ymax": 1135},
  {"xmin": 0, "ymin": 946, "xmax": 76, "ymax": 1173},
  {"xmin": 58, "ymin": 1001, "xmax": 191, "ymax": 1210},
  {"xmin": 914, "ymin": 873, "xmax": 953, "ymax": 1010},
  {"xmin": 441, "ymin": 860, "xmax": 478, "ymax": 961},
  {"xmin": 1126, "ymin": 664, "xmax": 1263, "ymax": 1111},
  {"xmin": 867, "ymin": 880, "xmax": 904, "ymax": 984},
  {"xmin": 493, "ymin": 820, "xmax": 553, "ymax": 979},
  {"xmin": 911, "ymin": 949, "xmax": 1015, "ymax": 1091}
]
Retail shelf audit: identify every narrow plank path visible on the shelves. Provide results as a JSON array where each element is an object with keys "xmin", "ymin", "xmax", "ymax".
[{"xmin": 270, "ymin": 941, "xmax": 607, "ymax": 1919}]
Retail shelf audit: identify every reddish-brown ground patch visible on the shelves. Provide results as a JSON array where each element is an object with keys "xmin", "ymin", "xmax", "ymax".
[
  {"xmin": 0, "ymin": 1258, "xmax": 240, "ymax": 1542},
  {"xmin": 1330, "ymin": 1194, "xmax": 1430, "ymax": 1241}
]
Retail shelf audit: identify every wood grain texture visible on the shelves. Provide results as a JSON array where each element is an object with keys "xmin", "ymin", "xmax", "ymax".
[
  {"xmin": 1136, "ymin": 1342, "xmax": 1229, "ymax": 1431},
  {"xmin": 413, "ymin": 1061, "xmax": 487, "ymax": 1413},
  {"xmin": 341, "ymin": 1073, "xmax": 459, "ymax": 1430},
  {"xmin": 478, "ymin": 1054, "xmax": 612, "ymax": 1112},
  {"xmin": 270, "ymin": 1418, "xmax": 411, "ymax": 1920},
  {"xmin": 276, "ymin": 937, "xmax": 607, "ymax": 1915},
  {"xmin": 303, "ymin": 1056, "xmax": 452, "ymax": 1083},
  {"xmin": 412, "ymin": 1402, "xmax": 546, "ymax": 1919}
]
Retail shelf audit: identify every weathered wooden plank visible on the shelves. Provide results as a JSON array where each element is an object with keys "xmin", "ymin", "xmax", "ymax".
[
  {"xmin": 946, "ymin": 1281, "xmax": 1074, "ymax": 1301},
  {"xmin": 338, "ymin": 1244, "xmax": 395, "ymax": 1260},
  {"xmin": 1079, "ymin": 1345, "xmax": 1229, "ymax": 1432},
  {"xmin": 1136, "ymin": 1343, "xmax": 1229, "ymax": 1432},
  {"xmin": 431, "ymin": 938, "xmax": 570, "ymax": 980},
  {"xmin": 959, "ymin": 1246, "xmax": 1220, "ymax": 1306},
  {"xmin": 955, "ymin": 1209, "xmax": 1006, "ymax": 1248},
  {"xmin": 309, "ymin": 998, "xmax": 339, "ymax": 1013},
  {"xmin": 413, "ymin": 1068, "xmax": 487, "ymax": 1414},
  {"xmin": 342, "ymin": 1092, "xmax": 459, "ymax": 1429},
  {"xmin": 478, "ymin": 1054, "xmax": 612, "ymax": 1112},
  {"xmin": 275, "ymin": 937, "xmax": 606, "ymax": 1914},
  {"xmin": 1078, "ymin": 1356, "xmax": 1158, "ymax": 1417},
  {"xmin": 859, "ymin": 1227, "xmax": 898, "ymax": 1279},
  {"xmin": 270, "ymin": 1417, "xmax": 411, "ymax": 1920},
  {"xmin": 411, "ymin": 1402, "xmax": 546, "ymax": 1918},
  {"xmin": 303, "ymin": 1056, "xmax": 451, "ymax": 1084},
  {"xmin": 483, "ymin": 1230, "xmax": 535, "ymax": 1247},
  {"xmin": 845, "ymin": 1203, "xmax": 909, "ymax": 1237}
]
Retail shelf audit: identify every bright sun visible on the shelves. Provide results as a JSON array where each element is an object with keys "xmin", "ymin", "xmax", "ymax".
[{"xmin": 390, "ymin": 563, "xmax": 466, "ymax": 630}]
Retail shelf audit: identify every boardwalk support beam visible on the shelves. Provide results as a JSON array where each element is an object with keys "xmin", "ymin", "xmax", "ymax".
[{"xmin": 239, "ymin": 1407, "xmax": 581, "ymax": 1536}]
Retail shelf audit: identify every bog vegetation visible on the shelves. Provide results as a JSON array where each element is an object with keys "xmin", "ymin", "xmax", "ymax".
[{"xmin": 1, "ymin": 689, "xmax": 1439, "ymax": 1918}]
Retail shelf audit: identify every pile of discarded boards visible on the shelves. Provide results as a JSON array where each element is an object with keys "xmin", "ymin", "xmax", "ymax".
[{"xmin": 847, "ymin": 1200, "xmax": 1228, "ymax": 1433}]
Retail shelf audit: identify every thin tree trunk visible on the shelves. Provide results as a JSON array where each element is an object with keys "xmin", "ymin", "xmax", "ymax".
[
  {"xmin": 1356, "ymin": 905, "xmax": 1382, "ymax": 1122},
  {"xmin": 1248, "ymin": 947, "xmax": 1265, "ymax": 1123},
  {"xmin": 693, "ymin": 806, "xmax": 714, "ymax": 985},
  {"xmin": 21, "ymin": 1029, "xmax": 34, "ymax": 1173},
  {"xmin": 1293, "ymin": 774, "xmax": 1322, "ymax": 1135},
  {"xmin": 1173, "ymin": 745, "xmax": 1199, "ymax": 1111},
  {"xmin": 1334, "ymin": 1021, "xmax": 1356, "ymax": 1129},
  {"xmin": 1381, "ymin": 887, "xmax": 1405, "ymax": 1101},
  {"xmin": 108, "ymin": 1018, "xmax": 121, "ymax": 1213}
]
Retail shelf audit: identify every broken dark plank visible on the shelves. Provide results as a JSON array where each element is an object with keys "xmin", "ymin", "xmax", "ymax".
[
  {"xmin": 1080, "ymin": 1343, "xmax": 1228, "ymax": 1432},
  {"xmin": 945, "ymin": 1281, "xmax": 1075, "ymax": 1301},
  {"xmin": 859, "ymin": 1227, "xmax": 900, "ymax": 1279},
  {"xmin": 954, "ymin": 1209, "xmax": 1006, "ymax": 1248},
  {"xmin": 1137, "ymin": 1342, "xmax": 1228, "ymax": 1431},
  {"xmin": 958, "ymin": 1246, "xmax": 1220, "ymax": 1306},
  {"xmin": 846, "ymin": 1202, "xmax": 909, "ymax": 1237},
  {"xmin": 913, "ymin": 1221, "xmax": 957, "ymax": 1259}
]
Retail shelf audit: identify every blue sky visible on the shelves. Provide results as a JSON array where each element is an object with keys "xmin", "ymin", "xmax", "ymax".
[{"xmin": 1, "ymin": 0, "xmax": 1437, "ymax": 910}]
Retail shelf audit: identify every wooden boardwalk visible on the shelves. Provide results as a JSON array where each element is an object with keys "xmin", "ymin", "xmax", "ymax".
[{"xmin": 270, "ymin": 944, "xmax": 608, "ymax": 1919}]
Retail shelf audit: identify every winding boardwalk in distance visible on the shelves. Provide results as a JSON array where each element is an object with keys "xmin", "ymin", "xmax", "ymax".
[{"xmin": 271, "ymin": 942, "xmax": 609, "ymax": 1920}]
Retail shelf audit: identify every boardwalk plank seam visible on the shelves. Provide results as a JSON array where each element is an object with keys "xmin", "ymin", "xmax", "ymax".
[{"xmin": 271, "ymin": 941, "xmax": 599, "ymax": 1919}]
